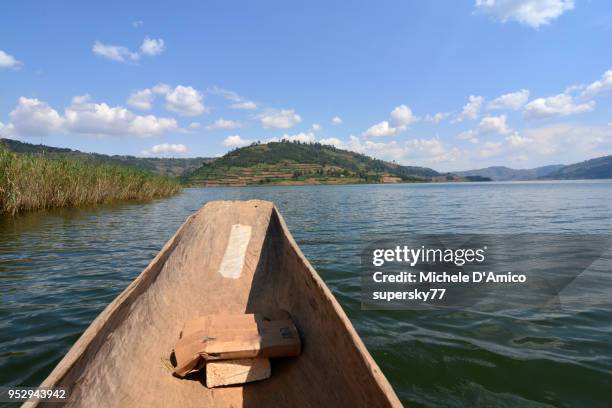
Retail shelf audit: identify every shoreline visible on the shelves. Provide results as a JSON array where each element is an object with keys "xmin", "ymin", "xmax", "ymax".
[{"xmin": 185, "ymin": 178, "xmax": 611, "ymax": 188}]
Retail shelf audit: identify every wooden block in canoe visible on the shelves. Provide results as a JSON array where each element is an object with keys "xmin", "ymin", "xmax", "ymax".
[
  {"xmin": 30, "ymin": 200, "xmax": 401, "ymax": 408},
  {"xmin": 205, "ymin": 358, "xmax": 271, "ymax": 388},
  {"xmin": 173, "ymin": 314, "xmax": 301, "ymax": 377}
]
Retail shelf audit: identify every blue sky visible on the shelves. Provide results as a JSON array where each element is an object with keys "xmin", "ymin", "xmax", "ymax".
[{"xmin": 1, "ymin": 0, "xmax": 611, "ymax": 171}]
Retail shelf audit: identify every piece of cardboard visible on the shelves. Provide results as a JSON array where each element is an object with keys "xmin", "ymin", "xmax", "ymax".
[
  {"xmin": 173, "ymin": 314, "xmax": 301, "ymax": 377},
  {"xmin": 180, "ymin": 314, "xmax": 260, "ymax": 338},
  {"xmin": 205, "ymin": 358, "xmax": 271, "ymax": 388},
  {"xmin": 174, "ymin": 314, "xmax": 261, "ymax": 377},
  {"xmin": 258, "ymin": 319, "xmax": 302, "ymax": 358}
]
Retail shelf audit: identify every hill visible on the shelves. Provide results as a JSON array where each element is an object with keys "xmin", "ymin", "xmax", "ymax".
[
  {"xmin": 457, "ymin": 154, "xmax": 612, "ymax": 181},
  {"xmin": 0, "ymin": 138, "xmax": 212, "ymax": 177},
  {"xmin": 185, "ymin": 141, "xmax": 449, "ymax": 186},
  {"xmin": 455, "ymin": 164, "xmax": 564, "ymax": 181},
  {"xmin": 544, "ymin": 155, "xmax": 612, "ymax": 180}
]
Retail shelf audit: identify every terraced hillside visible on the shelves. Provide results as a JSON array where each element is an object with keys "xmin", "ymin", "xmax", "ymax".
[{"xmin": 185, "ymin": 141, "xmax": 441, "ymax": 186}]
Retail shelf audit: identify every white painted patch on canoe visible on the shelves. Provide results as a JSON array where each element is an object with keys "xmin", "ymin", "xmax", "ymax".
[{"xmin": 218, "ymin": 224, "xmax": 252, "ymax": 279}]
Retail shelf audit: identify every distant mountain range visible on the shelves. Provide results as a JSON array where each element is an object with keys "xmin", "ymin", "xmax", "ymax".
[
  {"xmin": 544, "ymin": 155, "xmax": 612, "ymax": 180},
  {"xmin": 0, "ymin": 138, "xmax": 212, "ymax": 177},
  {"xmin": 456, "ymin": 155, "xmax": 612, "ymax": 181},
  {"xmin": 455, "ymin": 165, "xmax": 564, "ymax": 181}
]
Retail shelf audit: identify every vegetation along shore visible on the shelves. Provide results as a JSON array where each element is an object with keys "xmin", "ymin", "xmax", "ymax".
[{"xmin": 0, "ymin": 144, "xmax": 181, "ymax": 216}]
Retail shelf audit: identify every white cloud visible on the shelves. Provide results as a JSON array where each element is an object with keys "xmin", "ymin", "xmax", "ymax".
[
  {"xmin": 505, "ymin": 132, "xmax": 533, "ymax": 147},
  {"xmin": 524, "ymin": 93, "xmax": 595, "ymax": 119},
  {"xmin": 424, "ymin": 112, "xmax": 450, "ymax": 123},
  {"xmin": 332, "ymin": 116, "xmax": 343, "ymax": 125},
  {"xmin": 165, "ymin": 85, "xmax": 207, "ymax": 116},
  {"xmin": 487, "ymin": 89, "xmax": 530, "ymax": 110},
  {"xmin": 311, "ymin": 123, "xmax": 321, "ymax": 132},
  {"xmin": 269, "ymin": 132, "xmax": 316, "ymax": 144},
  {"xmin": 454, "ymin": 123, "xmax": 612, "ymax": 171},
  {"xmin": 92, "ymin": 37, "xmax": 165, "ymax": 62},
  {"xmin": 126, "ymin": 84, "xmax": 207, "ymax": 116},
  {"xmin": 188, "ymin": 122, "xmax": 201, "ymax": 129},
  {"xmin": 342, "ymin": 136, "xmax": 404, "ymax": 160},
  {"xmin": 564, "ymin": 84, "xmax": 585, "ymax": 95},
  {"xmin": 223, "ymin": 135, "xmax": 253, "ymax": 148},
  {"xmin": 147, "ymin": 143, "xmax": 187, "ymax": 155},
  {"xmin": 92, "ymin": 41, "xmax": 139, "ymax": 62},
  {"xmin": 132, "ymin": 20, "xmax": 144, "ymax": 28},
  {"xmin": 450, "ymin": 124, "xmax": 612, "ymax": 168},
  {"xmin": 259, "ymin": 109, "xmax": 302, "ymax": 128},
  {"xmin": 390, "ymin": 104, "xmax": 418, "ymax": 127},
  {"xmin": 456, "ymin": 114, "xmax": 511, "ymax": 144},
  {"xmin": 581, "ymin": 70, "xmax": 612, "ymax": 100},
  {"xmin": 8, "ymin": 97, "xmax": 63, "ymax": 136},
  {"xmin": 207, "ymin": 86, "xmax": 257, "ymax": 110},
  {"xmin": 231, "ymin": 101, "xmax": 257, "ymax": 110},
  {"xmin": 64, "ymin": 95, "xmax": 177, "ymax": 137},
  {"xmin": 319, "ymin": 137, "xmax": 342, "ymax": 147},
  {"xmin": 454, "ymin": 95, "xmax": 484, "ymax": 122},
  {"xmin": 363, "ymin": 121, "xmax": 406, "ymax": 138},
  {"xmin": 362, "ymin": 140, "xmax": 405, "ymax": 161},
  {"xmin": 0, "ymin": 121, "xmax": 12, "ymax": 137},
  {"xmin": 139, "ymin": 37, "xmax": 165, "ymax": 56},
  {"xmin": 405, "ymin": 138, "xmax": 446, "ymax": 157},
  {"xmin": 404, "ymin": 137, "xmax": 462, "ymax": 164},
  {"xmin": 127, "ymin": 89, "xmax": 154, "ymax": 110},
  {"xmin": 345, "ymin": 135, "xmax": 462, "ymax": 165},
  {"xmin": 506, "ymin": 124, "xmax": 612, "ymax": 156},
  {"xmin": 3, "ymin": 95, "xmax": 179, "ymax": 138},
  {"xmin": 206, "ymin": 118, "xmax": 243, "ymax": 130},
  {"xmin": 0, "ymin": 50, "xmax": 22, "ymax": 70},
  {"xmin": 478, "ymin": 114, "xmax": 512, "ymax": 134},
  {"xmin": 363, "ymin": 105, "xmax": 417, "ymax": 138},
  {"xmin": 474, "ymin": 0, "xmax": 575, "ymax": 28},
  {"xmin": 479, "ymin": 141, "xmax": 503, "ymax": 158},
  {"xmin": 512, "ymin": 154, "xmax": 530, "ymax": 163},
  {"xmin": 151, "ymin": 83, "xmax": 171, "ymax": 94},
  {"xmin": 457, "ymin": 129, "xmax": 479, "ymax": 144},
  {"xmin": 307, "ymin": 135, "xmax": 350, "ymax": 151},
  {"xmin": 207, "ymin": 86, "xmax": 239, "ymax": 100}
]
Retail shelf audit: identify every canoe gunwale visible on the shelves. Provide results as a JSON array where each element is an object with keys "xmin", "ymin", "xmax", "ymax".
[
  {"xmin": 271, "ymin": 207, "xmax": 401, "ymax": 406},
  {"xmin": 26, "ymin": 210, "xmax": 197, "ymax": 408}
]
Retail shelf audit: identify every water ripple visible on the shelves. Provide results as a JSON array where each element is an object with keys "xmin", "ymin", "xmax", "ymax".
[{"xmin": 1, "ymin": 182, "xmax": 612, "ymax": 407}]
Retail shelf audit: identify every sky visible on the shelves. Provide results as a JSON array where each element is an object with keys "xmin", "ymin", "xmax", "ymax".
[{"xmin": 1, "ymin": 0, "xmax": 612, "ymax": 172}]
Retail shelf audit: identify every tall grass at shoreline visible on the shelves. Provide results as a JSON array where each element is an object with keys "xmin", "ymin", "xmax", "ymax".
[{"xmin": 0, "ymin": 146, "xmax": 181, "ymax": 216}]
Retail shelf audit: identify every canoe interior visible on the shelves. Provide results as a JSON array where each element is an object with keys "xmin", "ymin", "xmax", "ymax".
[{"xmin": 35, "ymin": 200, "xmax": 400, "ymax": 407}]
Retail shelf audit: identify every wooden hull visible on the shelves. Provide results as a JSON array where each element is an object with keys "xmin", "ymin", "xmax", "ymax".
[{"xmin": 30, "ymin": 200, "xmax": 401, "ymax": 407}]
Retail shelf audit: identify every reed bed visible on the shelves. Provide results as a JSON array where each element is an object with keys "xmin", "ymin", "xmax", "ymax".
[{"xmin": 0, "ymin": 146, "xmax": 181, "ymax": 216}]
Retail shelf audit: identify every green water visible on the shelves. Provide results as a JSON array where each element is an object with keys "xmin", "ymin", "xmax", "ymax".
[{"xmin": 1, "ymin": 181, "xmax": 611, "ymax": 407}]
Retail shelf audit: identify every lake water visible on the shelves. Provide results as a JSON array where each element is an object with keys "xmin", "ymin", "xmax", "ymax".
[{"xmin": 1, "ymin": 181, "xmax": 611, "ymax": 407}]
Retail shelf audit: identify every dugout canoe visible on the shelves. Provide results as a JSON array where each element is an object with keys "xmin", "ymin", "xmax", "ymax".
[{"xmin": 31, "ymin": 200, "xmax": 401, "ymax": 408}]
